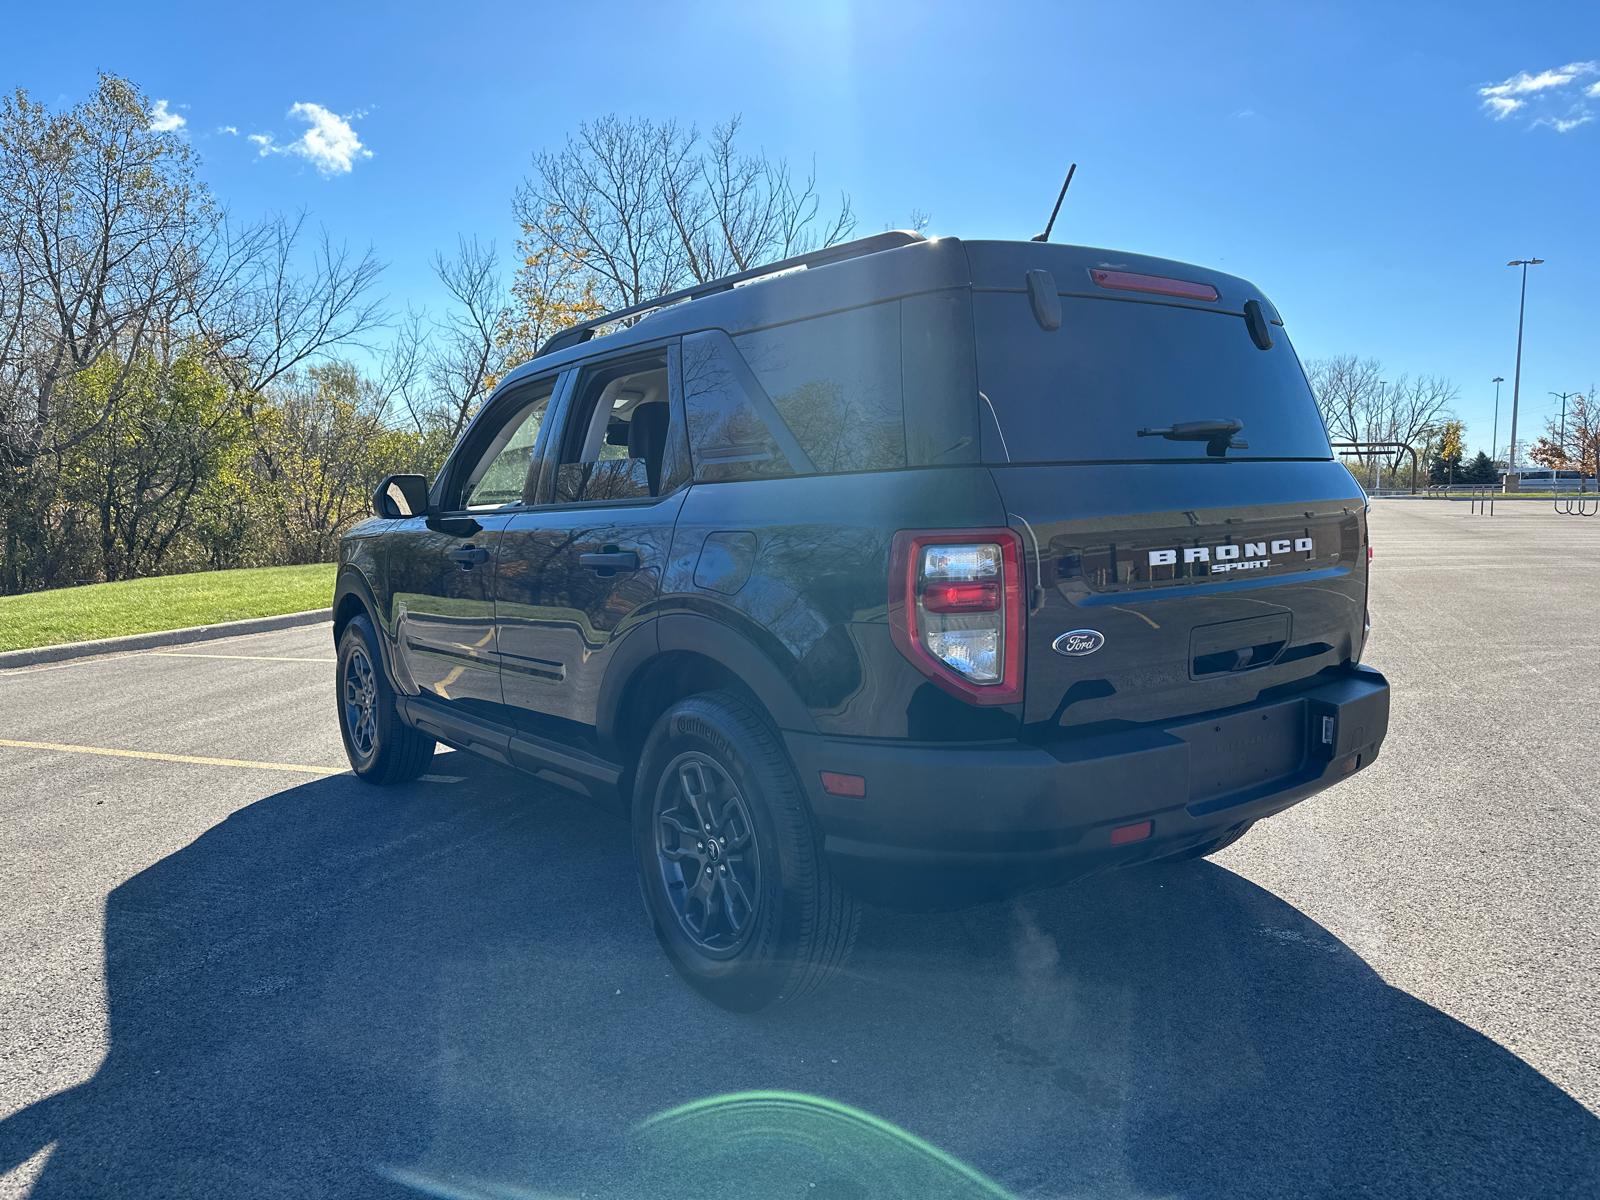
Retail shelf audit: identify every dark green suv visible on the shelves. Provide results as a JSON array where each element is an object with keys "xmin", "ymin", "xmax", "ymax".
[{"xmin": 332, "ymin": 230, "xmax": 1389, "ymax": 1010}]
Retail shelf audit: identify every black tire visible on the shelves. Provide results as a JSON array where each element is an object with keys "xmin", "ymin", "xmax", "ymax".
[
  {"xmin": 633, "ymin": 691, "xmax": 859, "ymax": 1012},
  {"xmin": 336, "ymin": 613, "xmax": 435, "ymax": 784},
  {"xmin": 1157, "ymin": 820, "xmax": 1254, "ymax": 863}
]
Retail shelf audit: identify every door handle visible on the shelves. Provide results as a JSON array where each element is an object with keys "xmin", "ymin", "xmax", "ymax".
[
  {"xmin": 448, "ymin": 545, "xmax": 490, "ymax": 568},
  {"xmin": 579, "ymin": 550, "xmax": 640, "ymax": 574}
]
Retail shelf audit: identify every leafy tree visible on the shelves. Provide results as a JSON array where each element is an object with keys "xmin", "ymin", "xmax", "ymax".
[
  {"xmin": 1460, "ymin": 451, "xmax": 1500, "ymax": 485},
  {"xmin": 61, "ymin": 349, "xmax": 245, "ymax": 580},
  {"xmin": 0, "ymin": 75, "xmax": 388, "ymax": 592},
  {"xmin": 1530, "ymin": 389, "xmax": 1598, "ymax": 486},
  {"xmin": 496, "ymin": 212, "xmax": 604, "ymax": 373},
  {"xmin": 255, "ymin": 364, "xmax": 428, "ymax": 562},
  {"xmin": 1426, "ymin": 419, "xmax": 1465, "ymax": 484}
]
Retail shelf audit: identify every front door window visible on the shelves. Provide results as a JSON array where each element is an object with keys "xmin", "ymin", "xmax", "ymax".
[
  {"xmin": 495, "ymin": 350, "xmax": 689, "ymax": 734},
  {"xmin": 389, "ymin": 379, "xmax": 557, "ymax": 720}
]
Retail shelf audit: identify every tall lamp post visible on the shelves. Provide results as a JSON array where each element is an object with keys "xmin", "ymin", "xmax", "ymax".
[
  {"xmin": 1506, "ymin": 258, "xmax": 1545, "ymax": 487},
  {"xmin": 1491, "ymin": 376, "xmax": 1504, "ymax": 468}
]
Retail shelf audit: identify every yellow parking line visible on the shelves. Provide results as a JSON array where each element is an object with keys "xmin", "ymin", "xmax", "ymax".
[
  {"xmin": 0, "ymin": 738, "xmax": 345, "ymax": 775},
  {"xmin": 147, "ymin": 652, "xmax": 336, "ymax": 662}
]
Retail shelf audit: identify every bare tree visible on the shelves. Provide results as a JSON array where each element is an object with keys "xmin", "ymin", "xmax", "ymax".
[
  {"xmin": 513, "ymin": 114, "xmax": 856, "ymax": 316},
  {"xmin": 426, "ymin": 237, "xmax": 508, "ymax": 439},
  {"xmin": 673, "ymin": 117, "xmax": 856, "ymax": 280},
  {"xmin": 1306, "ymin": 357, "xmax": 1457, "ymax": 480},
  {"xmin": 1306, "ymin": 356, "xmax": 1384, "ymax": 447},
  {"xmin": 199, "ymin": 212, "xmax": 386, "ymax": 397},
  {"xmin": 1382, "ymin": 375, "xmax": 1459, "ymax": 466}
]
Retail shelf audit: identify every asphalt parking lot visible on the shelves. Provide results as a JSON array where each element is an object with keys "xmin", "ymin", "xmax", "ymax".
[{"xmin": 1, "ymin": 498, "xmax": 1597, "ymax": 1199}]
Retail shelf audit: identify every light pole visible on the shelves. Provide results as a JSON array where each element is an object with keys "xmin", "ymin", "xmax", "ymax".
[
  {"xmin": 1491, "ymin": 376, "xmax": 1504, "ymax": 469},
  {"xmin": 1506, "ymin": 258, "xmax": 1544, "ymax": 486},
  {"xmin": 1375, "ymin": 380, "xmax": 1386, "ymax": 491}
]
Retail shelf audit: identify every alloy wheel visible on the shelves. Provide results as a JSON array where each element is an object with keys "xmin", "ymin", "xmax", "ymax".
[
  {"xmin": 653, "ymin": 752, "xmax": 762, "ymax": 955},
  {"xmin": 343, "ymin": 647, "xmax": 379, "ymax": 759}
]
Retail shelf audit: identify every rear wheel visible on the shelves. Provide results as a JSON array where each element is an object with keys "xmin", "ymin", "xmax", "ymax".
[
  {"xmin": 634, "ymin": 691, "xmax": 859, "ymax": 1012},
  {"xmin": 1157, "ymin": 820, "xmax": 1254, "ymax": 862},
  {"xmin": 337, "ymin": 613, "xmax": 435, "ymax": 784}
]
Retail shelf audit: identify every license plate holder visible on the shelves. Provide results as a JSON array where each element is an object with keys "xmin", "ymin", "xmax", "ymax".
[{"xmin": 1173, "ymin": 702, "xmax": 1306, "ymax": 804}]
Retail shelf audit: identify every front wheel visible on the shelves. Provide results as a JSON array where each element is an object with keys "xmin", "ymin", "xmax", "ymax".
[
  {"xmin": 337, "ymin": 613, "xmax": 435, "ymax": 784},
  {"xmin": 634, "ymin": 692, "xmax": 859, "ymax": 1012}
]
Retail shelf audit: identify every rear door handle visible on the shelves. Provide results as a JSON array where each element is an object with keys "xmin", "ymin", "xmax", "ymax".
[
  {"xmin": 579, "ymin": 550, "xmax": 639, "ymax": 574},
  {"xmin": 448, "ymin": 545, "xmax": 490, "ymax": 568}
]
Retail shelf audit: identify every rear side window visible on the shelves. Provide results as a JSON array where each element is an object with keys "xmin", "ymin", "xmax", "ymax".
[
  {"xmin": 734, "ymin": 303, "xmax": 907, "ymax": 474},
  {"xmin": 972, "ymin": 294, "xmax": 1331, "ymax": 463},
  {"xmin": 681, "ymin": 331, "xmax": 798, "ymax": 483}
]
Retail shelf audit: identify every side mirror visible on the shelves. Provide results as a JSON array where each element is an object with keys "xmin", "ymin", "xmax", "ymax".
[{"xmin": 373, "ymin": 473, "xmax": 431, "ymax": 519}]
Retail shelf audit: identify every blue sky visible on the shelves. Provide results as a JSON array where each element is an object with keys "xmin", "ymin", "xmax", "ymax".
[{"xmin": 6, "ymin": 0, "xmax": 1596, "ymax": 457}]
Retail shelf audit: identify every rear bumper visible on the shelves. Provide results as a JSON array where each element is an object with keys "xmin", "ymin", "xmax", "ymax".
[{"xmin": 784, "ymin": 665, "xmax": 1389, "ymax": 909}]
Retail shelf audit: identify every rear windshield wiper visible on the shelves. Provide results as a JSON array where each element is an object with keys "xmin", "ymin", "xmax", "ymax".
[{"xmin": 1137, "ymin": 419, "xmax": 1249, "ymax": 458}]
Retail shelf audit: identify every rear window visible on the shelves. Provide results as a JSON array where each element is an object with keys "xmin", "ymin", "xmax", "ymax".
[{"xmin": 973, "ymin": 293, "xmax": 1331, "ymax": 463}]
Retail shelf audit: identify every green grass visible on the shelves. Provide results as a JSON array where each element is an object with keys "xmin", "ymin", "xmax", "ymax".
[{"xmin": 0, "ymin": 563, "xmax": 337, "ymax": 653}]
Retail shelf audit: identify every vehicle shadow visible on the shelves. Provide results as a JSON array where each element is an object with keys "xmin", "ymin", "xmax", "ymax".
[{"xmin": 2, "ymin": 756, "xmax": 1595, "ymax": 1199}]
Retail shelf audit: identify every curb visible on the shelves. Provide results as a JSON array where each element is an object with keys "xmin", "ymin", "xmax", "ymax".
[{"xmin": 0, "ymin": 608, "xmax": 334, "ymax": 670}]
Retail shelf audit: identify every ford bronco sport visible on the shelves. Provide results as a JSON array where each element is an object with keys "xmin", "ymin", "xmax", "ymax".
[{"xmin": 332, "ymin": 230, "xmax": 1390, "ymax": 1011}]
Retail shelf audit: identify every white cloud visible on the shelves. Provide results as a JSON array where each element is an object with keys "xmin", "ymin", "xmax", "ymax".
[
  {"xmin": 218, "ymin": 125, "xmax": 239, "ymax": 135},
  {"xmin": 148, "ymin": 99, "xmax": 185, "ymax": 133},
  {"xmin": 1539, "ymin": 113, "xmax": 1594, "ymax": 133},
  {"xmin": 1480, "ymin": 61, "xmax": 1595, "ymax": 98},
  {"xmin": 1478, "ymin": 60, "xmax": 1599, "ymax": 130},
  {"xmin": 251, "ymin": 103, "xmax": 372, "ymax": 175}
]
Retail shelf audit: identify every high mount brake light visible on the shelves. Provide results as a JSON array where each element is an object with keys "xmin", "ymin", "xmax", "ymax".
[
  {"xmin": 888, "ymin": 529, "xmax": 1024, "ymax": 706},
  {"xmin": 1089, "ymin": 268, "xmax": 1219, "ymax": 303}
]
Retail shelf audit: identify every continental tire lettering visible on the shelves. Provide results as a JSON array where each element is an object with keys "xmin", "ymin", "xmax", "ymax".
[{"xmin": 673, "ymin": 714, "xmax": 735, "ymax": 760}]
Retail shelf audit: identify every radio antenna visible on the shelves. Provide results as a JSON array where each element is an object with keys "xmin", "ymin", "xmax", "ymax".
[{"xmin": 1031, "ymin": 164, "xmax": 1077, "ymax": 243}]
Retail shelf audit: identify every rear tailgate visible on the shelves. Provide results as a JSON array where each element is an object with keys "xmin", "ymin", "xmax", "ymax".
[
  {"xmin": 964, "ymin": 241, "xmax": 1368, "ymax": 733},
  {"xmin": 994, "ymin": 462, "xmax": 1368, "ymax": 731}
]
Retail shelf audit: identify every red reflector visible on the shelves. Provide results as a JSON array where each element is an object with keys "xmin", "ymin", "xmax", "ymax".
[
  {"xmin": 1110, "ymin": 820, "xmax": 1153, "ymax": 846},
  {"xmin": 1090, "ymin": 268, "xmax": 1219, "ymax": 303},
  {"xmin": 821, "ymin": 772, "xmax": 866, "ymax": 798},
  {"xmin": 922, "ymin": 581, "xmax": 1001, "ymax": 613},
  {"xmin": 1340, "ymin": 755, "xmax": 1361, "ymax": 776}
]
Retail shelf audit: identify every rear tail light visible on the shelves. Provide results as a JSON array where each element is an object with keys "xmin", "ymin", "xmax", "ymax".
[{"xmin": 889, "ymin": 529, "xmax": 1024, "ymax": 705}]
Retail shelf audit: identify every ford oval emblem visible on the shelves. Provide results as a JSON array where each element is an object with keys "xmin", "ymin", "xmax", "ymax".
[{"xmin": 1053, "ymin": 629, "xmax": 1105, "ymax": 657}]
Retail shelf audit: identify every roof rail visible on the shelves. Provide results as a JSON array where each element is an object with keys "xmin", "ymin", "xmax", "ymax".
[{"xmin": 534, "ymin": 230, "xmax": 928, "ymax": 359}]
